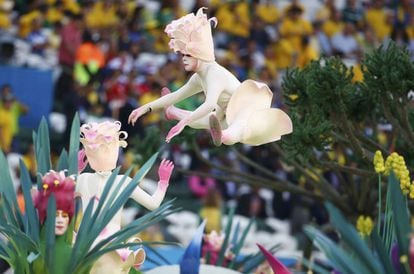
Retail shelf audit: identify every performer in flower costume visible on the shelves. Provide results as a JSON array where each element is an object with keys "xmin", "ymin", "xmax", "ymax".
[
  {"xmin": 76, "ymin": 121, "xmax": 174, "ymax": 274},
  {"xmin": 32, "ymin": 170, "xmax": 76, "ymax": 274},
  {"xmin": 128, "ymin": 8, "xmax": 293, "ymax": 146}
]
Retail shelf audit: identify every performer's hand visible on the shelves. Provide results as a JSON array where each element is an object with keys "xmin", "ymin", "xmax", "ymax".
[
  {"xmin": 78, "ymin": 149, "xmax": 88, "ymax": 173},
  {"xmin": 161, "ymin": 87, "xmax": 171, "ymax": 96},
  {"xmin": 158, "ymin": 159, "xmax": 174, "ymax": 191},
  {"xmin": 128, "ymin": 106, "xmax": 150, "ymax": 126},
  {"xmin": 166, "ymin": 119, "xmax": 188, "ymax": 143}
]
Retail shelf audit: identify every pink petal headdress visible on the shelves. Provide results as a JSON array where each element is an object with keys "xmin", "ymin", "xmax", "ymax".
[
  {"xmin": 165, "ymin": 7, "xmax": 217, "ymax": 62},
  {"xmin": 80, "ymin": 121, "xmax": 128, "ymax": 172},
  {"xmin": 34, "ymin": 170, "xmax": 76, "ymax": 224}
]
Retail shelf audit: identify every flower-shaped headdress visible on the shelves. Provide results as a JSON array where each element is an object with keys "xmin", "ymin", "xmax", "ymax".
[
  {"xmin": 165, "ymin": 7, "xmax": 217, "ymax": 62},
  {"xmin": 80, "ymin": 121, "xmax": 128, "ymax": 172},
  {"xmin": 34, "ymin": 170, "xmax": 76, "ymax": 224}
]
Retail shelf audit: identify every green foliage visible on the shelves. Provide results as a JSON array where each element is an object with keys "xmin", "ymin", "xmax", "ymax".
[
  {"xmin": 362, "ymin": 42, "xmax": 414, "ymax": 107},
  {"xmin": 281, "ymin": 57, "xmax": 358, "ymax": 163},
  {"xmin": 274, "ymin": 41, "xmax": 414, "ymax": 216},
  {"xmin": 305, "ymin": 173, "xmax": 412, "ymax": 274},
  {"xmin": 130, "ymin": 126, "xmax": 163, "ymax": 166}
]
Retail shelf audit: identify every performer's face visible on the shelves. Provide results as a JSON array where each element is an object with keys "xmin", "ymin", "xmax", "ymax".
[
  {"xmin": 55, "ymin": 210, "xmax": 70, "ymax": 235},
  {"xmin": 182, "ymin": 54, "xmax": 198, "ymax": 71}
]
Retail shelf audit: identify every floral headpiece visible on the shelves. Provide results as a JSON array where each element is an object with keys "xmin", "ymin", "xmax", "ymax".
[
  {"xmin": 80, "ymin": 121, "xmax": 127, "ymax": 150},
  {"xmin": 165, "ymin": 7, "xmax": 217, "ymax": 62},
  {"xmin": 34, "ymin": 170, "xmax": 76, "ymax": 224},
  {"xmin": 80, "ymin": 121, "xmax": 128, "ymax": 172}
]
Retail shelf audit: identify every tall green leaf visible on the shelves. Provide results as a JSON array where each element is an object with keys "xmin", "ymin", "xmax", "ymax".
[
  {"xmin": 389, "ymin": 172, "xmax": 411, "ymax": 270},
  {"xmin": 68, "ymin": 114, "xmax": 80, "ymax": 175},
  {"xmin": 19, "ymin": 160, "xmax": 40, "ymax": 243},
  {"xmin": 0, "ymin": 151, "xmax": 18, "ymax": 207},
  {"xmin": 228, "ymin": 218, "xmax": 255, "ymax": 269},
  {"xmin": 371, "ymin": 230, "xmax": 397, "ymax": 274},
  {"xmin": 216, "ymin": 206, "xmax": 235, "ymax": 266},
  {"xmin": 34, "ymin": 118, "xmax": 52, "ymax": 174},
  {"xmin": 56, "ymin": 149, "xmax": 68, "ymax": 171},
  {"xmin": 325, "ymin": 202, "xmax": 384, "ymax": 274},
  {"xmin": 304, "ymin": 226, "xmax": 375, "ymax": 274},
  {"xmin": 44, "ymin": 195, "xmax": 56, "ymax": 273}
]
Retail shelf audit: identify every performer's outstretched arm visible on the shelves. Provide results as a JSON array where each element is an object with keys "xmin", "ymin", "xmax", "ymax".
[
  {"xmin": 128, "ymin": 74, "xmax": 203, "ymax": 125},
  {"xmin": 130, "ymin": 159, "xmax": 174, "ymax": 211}
]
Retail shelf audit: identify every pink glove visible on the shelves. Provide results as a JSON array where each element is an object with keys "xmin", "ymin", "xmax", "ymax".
[
  {"xmin": 128, "ymin": 105, "xmax": 151, "ymax": 126},
  {"xmin": 166, "ymin": 118, "xmax": 189, "ymax": 143},
  {"xmin": 158, "ymin": 159, "xmax": 174, "ymax": 192},
  {"xmin": 78, "ymin": 149, "xmax": 88, "ymax": 173}
]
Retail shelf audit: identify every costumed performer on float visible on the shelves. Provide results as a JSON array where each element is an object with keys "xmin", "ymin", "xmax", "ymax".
[
  {"xmin": 128, "ymin": 7, "xmax": 293, "ymax": 146},
  {"xmin": 76, "ymin": 121, "xmax": 174, "ymax": 274},
  {"xmin": 33, "ymin": 170, "xmax": 76, "ymax": 274}
]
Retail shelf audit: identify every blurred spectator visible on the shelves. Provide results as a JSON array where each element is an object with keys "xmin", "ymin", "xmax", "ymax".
[
  {"xmin": 282, "ymin": 0, "xmax": 306, "ymax": 17},
  {"xmin": 188, "ymin": 163, "xmax": 217, "ymax": 199},
  {"xmin": 215, "ymin": 1, "xmax": 251, "ymax": 47},
  {"xmin": 58, "ymin": 11, "xmax": 83, "ymax": 70},
  {"xmin": 365, "ymin": 0, "xmax": 392, "ymax": 42},
  {"xmin": 254, "ymin": 0, "xmax": 281, "ymax": 25},
  {"xmin": 200, "ymin": 187, "xmax": 223, "ymax": 233},
  {"xmin": 390, "ymin": 23, "xmax": 410, "ymax": 47},
  {"xmin": 236, "ymin": 186, "xmax": 268, "ymax": 220},
  {"xmin": 393, "ymin": 0, "xmax": 413, "ymax": 28},
  {"xmin": 26, "ymin": 17, "xmax": 48, "ymax": 56},
  {"xmin": 0, "ymin": 0, "xmax": 12, "ymax": 30},
  {"xmin": 313, "ymin": 21, "xmax": 332, "ymax": 56},
  {"xmin": 0, "ymin": 94, "xmax": 13, "ymax": 153},
  {"xmin": 322, "ymin": 8, "xmax": 344, "ymax": 38},
  {"xmin": 0, "ymin": 84, "xmax": 29, "ymax": 153},
  {"xmin": 279, "ymin": 4, "xmax": 313, "ymax": 57},
  {"xmin": 296, "ymin": 35, "xmax": 319, "ymax": 68},
  {"xmin": 341, "ymin": 0, "xmax": 364, "ymax": 28},
  {"xmin": 314, "ymin": 0, "xmax": 336, "ymax": 22},
  {"xmin": 85, "ymin": 0, "xmax": 119, "ymax": 30},
  {"xmin": 74, "ymin": 30, "xmax": 105, "ymax": 86},
  {"xmin": 331, "ymin": 22, "xmax": 361, "ymax": 59},
  {"xmin": 249, "ymin": 19, "xmax": 271, "ymax": 52}
]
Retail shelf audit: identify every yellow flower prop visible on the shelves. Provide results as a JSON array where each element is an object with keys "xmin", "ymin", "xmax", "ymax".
[
  {"xmin": 378, "ymin": 152, "xmax": 414, "ymax": 197},
  {"xmin": 356, "ymin": 215, "xmax": 373, "ymax": 237},
  {"xmin": 373, "ymin": 150, "xmax": 385, "ymax": 174}
]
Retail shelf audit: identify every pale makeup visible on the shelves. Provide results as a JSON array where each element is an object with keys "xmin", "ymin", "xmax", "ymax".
[
  {"xmin": 55, "ymin": 210, "xmax": 69, "ymax": 236},
  {"xmin": 182, "ymin": 54, "xmax": 198, "ymax": 71}
]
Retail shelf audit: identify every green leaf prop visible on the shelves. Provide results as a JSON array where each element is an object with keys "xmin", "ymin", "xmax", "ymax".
[
  {"xmin": 324, "ymin": 202, "xmax": 384, "ymax": 274},
  {"xmin": 304, "ymin": 226, "xmax": 374, "ymax": 274},
  {"xmin": 389, "ymin": 171, "xmax": 411, "ymax": 267}
]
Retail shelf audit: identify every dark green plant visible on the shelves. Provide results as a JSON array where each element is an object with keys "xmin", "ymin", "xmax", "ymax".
[{"xmin": 305, "ymin": 173, "xmax": 412, "ymax": 274}]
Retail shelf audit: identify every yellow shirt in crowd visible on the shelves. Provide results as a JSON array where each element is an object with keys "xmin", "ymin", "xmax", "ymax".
[
  {"xmin": 0, "ymin": 107, "xmax": 13, "ymax": 152},
  {"xmin": 215, "ymin": 2, "xmax": 251, "ymax": 38},
  {"xmin": 85, "ymin": 1, "xmax": 119, "ymax": 29},
  {"xmin": 255, "ymin": 3, "xmax": 280, "ymax": 24},
  {"xmin": 365, "ymin": 8, "xmax": 391, "ymax": 41},
  {"xmin": 200, "ymin": 207, "xmax": 221, "ymax": 233},
  {"xmin": 322, "ymin": 20, "xmax": 344, "ymax": 38},
  {"xmin": 279, "ymin": 17, "xmax": 313, "ymax": 52}
]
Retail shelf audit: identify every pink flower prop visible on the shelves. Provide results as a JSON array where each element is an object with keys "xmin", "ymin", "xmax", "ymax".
[
  {"xmin": 201, "ymin": 231, "xmax": 234, "ymax": 266},
  {"xmin": 34, "ymin": 170, "xmax": 76, "ymax": 224},
  {"xmin": 116, "ymin": 237, "xmax": 146, "ymax": 271},
  {"xmin": 164, "ymin": 7, "xmax": 217, "ymax": 62},
  {"xmin": 80, "ymin": 121, "xmax": 127, "ymax": 150},
  {"xmin": 80, "ymin": 121, "xmax": 128, "ymax": 172},
  {"xmin": 204, "ymin": 231, "xmax": 224, "ymax": 252}
]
